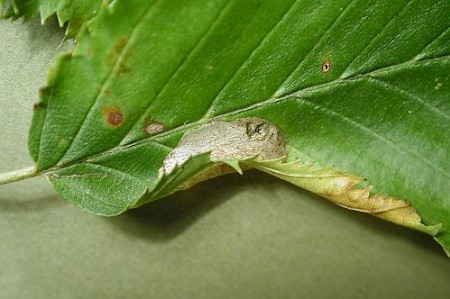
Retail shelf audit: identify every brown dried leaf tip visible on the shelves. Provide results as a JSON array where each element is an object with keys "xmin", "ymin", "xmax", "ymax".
[{"xmin": 102, "ymin": 106, "xmax": 124, "ymax": 128}]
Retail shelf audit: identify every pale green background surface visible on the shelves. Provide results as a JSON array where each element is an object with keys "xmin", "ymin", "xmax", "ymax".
[{"xmin": 0, "ymin": 18, "xmax": 449, "ymax": 299}]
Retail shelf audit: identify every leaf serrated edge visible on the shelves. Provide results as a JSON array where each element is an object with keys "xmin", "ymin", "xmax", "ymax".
[
  {"xmin": 243, "ymin": 157, "xmax": 443, "ymax": 236},
  {"xmin": 0, "ymin": 0, "xmax": 108, "ymax": 36}
]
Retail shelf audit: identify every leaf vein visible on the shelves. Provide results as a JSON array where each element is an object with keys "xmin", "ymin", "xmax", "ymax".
[
  {"xmin": 293, "ymin": 95, "xmax": 450, "ymax": 179},
  {"xmin": 119, "ymin": 0, "xmax": 234, "ymax": 145},
  {"xmin": 368, "ymin": 77, "xmax": 450, "ymax": 121},
  {"xmin": 339, "ymin": 0, "xmax": 413, "ymax": 79},
  {"xmin": 85, "ymin": 162, "xmax": 146, "ymax": 183},
  {"xmin": 48, "ymin": 56, "xmax": 449, "ymax": 171},
  {"xmin": 120, "ymin": 56, "xmax": 449, "ymax": 143},
  {"xmin": 274, "ymin": 0, "xmax": 358, "ymax": 97},
  {"xmin": 202, "ymin": 0, "xmax": 300, "ymax": 119},
  {"xmin": 415, "ymin": 26, "xmax": 450, "ymax": 61},
  {"xmin": 57, "ymin": 1, "xmax": 159, "ymax": 164}
]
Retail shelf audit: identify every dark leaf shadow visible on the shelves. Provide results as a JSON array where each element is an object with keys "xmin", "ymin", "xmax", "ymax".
[
  {"xmin": 335, "ymin": 197, "xmax": 447, "ymax": 257},
  {"xmin": 107, "ymin": 171, "xmax": 251, "ymax": 242},
  {"xmin": 0, "ymin": 194, "xmax": 64, "ymax": 213}
]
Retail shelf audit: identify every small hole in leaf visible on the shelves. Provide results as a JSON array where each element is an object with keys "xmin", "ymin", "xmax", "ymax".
[{"xmin": 322, "ymin": 61, "xmax": 331, "ymax": 73}]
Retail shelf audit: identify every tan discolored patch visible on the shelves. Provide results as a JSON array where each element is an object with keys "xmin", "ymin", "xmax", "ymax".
[
  {"xmin": 95, "ymin": 86, "xmax": 112, "ymax": 96},
  {"xmin": 179, "ymin": 163, "xmax": 253, "ymax": 190},
  {"xmin": 103, "ymin": 88, "xmax": 112, "ymax": 96},
  {"xmin": 106, "ymin": 36, "xmax": 132, "ymax": 76},
  {"xmin": 116, "ymin": 55, "xmax": 132, "ymax": 76},
  {"xmin": 176, "ymin": 163, "xmax": 242, "ymax": 191},
  {"xmin": 321, "ymin": 60, "xmax": 331, "ymax": 73},
  {"xmin": 143, "ymin": 120, "xmax": 165, "ymax": 135},
  {"xmin": 114, "ymin": 36, "xmax": 128, "ymax": 53},
  {"xmin": 102, "ymin": 106, "xmax": 124, "ymax": 127}
]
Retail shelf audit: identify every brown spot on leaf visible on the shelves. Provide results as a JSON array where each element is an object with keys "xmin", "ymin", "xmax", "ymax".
[
  {"xmin": 106, "ymin": 36, "xmax": 132, "ymax": 76},
  {"xmin": 322, "ymin": 60, "xmax": 331, "ymax": 73},
  {"xmin": 102, "ymin": 106, "xmax": 124, "ymax": 127},
  {"xmin": 144, "ymin": 120, "xmax": 165, "ymax": 135},
  {"xmin": 117, "ymin": 59, "xmax": 132, "ymax": 76},
  {"xmin": 103, "ymin": 88, "xmax": 112, "ymax": 96},
  {"xmin": 115, "ymin": 37, "xmax": 128, "ymax": 53},
  {"xmin": 33, "ymin": 102, "xmax": 46, "ymax": 111},
  {"xmin": 96, "ymin": 86, "xmax": 112, "ymax": 96},
  {"xmin": 38, "ymin": 86, "xmax": 50, "ymax": 98}
]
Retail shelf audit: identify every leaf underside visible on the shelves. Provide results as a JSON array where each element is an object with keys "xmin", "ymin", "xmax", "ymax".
[{"xmin": 8, "ymin": 0, "xmax": 450, "ymax": 254}]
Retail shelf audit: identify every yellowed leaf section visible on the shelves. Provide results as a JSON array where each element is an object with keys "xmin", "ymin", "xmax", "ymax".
[{"xmin": 244, "ymin": 158, "xmax": 442, "ymax": 236}]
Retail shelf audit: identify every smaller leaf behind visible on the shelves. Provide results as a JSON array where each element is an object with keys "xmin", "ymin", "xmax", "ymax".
[
  {"xmin": 0, "ymin": 0, "xmax": 107, "ymax": 36},
  {"xmin": 47, "ymin": 162, "xmax": 147, "ymax": 216}
]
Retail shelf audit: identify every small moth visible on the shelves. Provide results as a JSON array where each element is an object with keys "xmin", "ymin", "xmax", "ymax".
[{"xmin": 159, "ymin": 117, "xmax": 286, "ymax": 177}]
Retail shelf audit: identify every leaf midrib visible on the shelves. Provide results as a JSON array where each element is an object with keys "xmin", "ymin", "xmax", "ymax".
[{"xmin": 40, "ymin": 55, "xmax": 449, "ymax": 175}]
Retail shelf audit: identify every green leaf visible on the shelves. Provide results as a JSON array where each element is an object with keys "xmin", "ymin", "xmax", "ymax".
[
  {"xmin": 0, "ymin": 0, "xmax": 107, "ymax": 36},
  {"xmin": 22, "ymin": 0, "xmax": 450, "ymax": 255}
]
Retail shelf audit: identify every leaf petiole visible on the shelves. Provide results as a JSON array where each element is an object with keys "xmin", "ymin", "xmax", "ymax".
[{"xmin": 0, "ymin": 166, "xmax": 38, "ymax": 185}]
